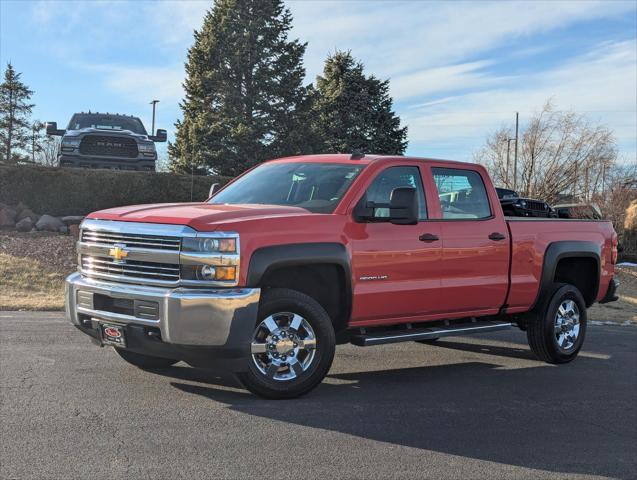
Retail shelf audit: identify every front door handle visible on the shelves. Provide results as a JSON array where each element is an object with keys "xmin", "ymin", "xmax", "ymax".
[
  {"xmin": 488, "ymin": 232, "xmax": 506, "ymax": 241},
  {"xmin": 419, "ymin": 233, "xmax": 439, "ymax": 242}
]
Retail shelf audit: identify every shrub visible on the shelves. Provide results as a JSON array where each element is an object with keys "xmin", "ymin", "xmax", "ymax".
[{"xmin": 0, "ymin": 165, "xmax": 231, "ymax": 216}]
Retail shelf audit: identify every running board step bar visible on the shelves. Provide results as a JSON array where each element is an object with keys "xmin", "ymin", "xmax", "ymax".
[{"xmin": 350, "ymin": 320, "xmax": 512, "ymax": 347}]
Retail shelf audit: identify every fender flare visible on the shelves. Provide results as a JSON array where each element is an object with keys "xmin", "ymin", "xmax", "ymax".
[
  {"xmin": 533, "ymin": 240, "xmax": 601, "ymax": 310},
  {"xmin": 246, "ymin": 242, "xmax": 352, "ymax": 320}
]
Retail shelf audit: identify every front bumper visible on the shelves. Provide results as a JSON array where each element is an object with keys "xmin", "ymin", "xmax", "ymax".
[
  {"xmin": 59, "ymin": 154, "xmax": 155, "ymax": 171},
  {"xmin": 65, "ymin": 272, "xmax": 260, "ymax": 370}
]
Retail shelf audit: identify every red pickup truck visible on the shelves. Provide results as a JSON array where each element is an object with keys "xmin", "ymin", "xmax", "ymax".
[{"xmin": 66, "ymin": 154, "xmax": 619, "ymax": 398}]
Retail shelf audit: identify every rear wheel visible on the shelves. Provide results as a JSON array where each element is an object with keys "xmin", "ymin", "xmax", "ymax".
[
  {"xmin": 527, "ymin": 284, "xmax": 587, "ymax": 363},
  {"xmin": 114, "ymin": 348, "xmax": 178, "ymax": 369},
  {"xmin": 237, "ymin": 288, "xmax": 335, "ymax": 399}
]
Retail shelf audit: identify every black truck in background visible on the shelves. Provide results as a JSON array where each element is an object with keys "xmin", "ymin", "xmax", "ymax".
[{"xmin": 46, "ymin": 112, "xmax": 167, "ymax": 171}]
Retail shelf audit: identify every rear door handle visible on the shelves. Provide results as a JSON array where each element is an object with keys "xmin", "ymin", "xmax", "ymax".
[
  {"xmin": 419, "ymin": 233, "xmax": 439, "ymax": 242},
  {"xmin": 488, "ymin": 232, "xmax": 506, "ymax": 241}
]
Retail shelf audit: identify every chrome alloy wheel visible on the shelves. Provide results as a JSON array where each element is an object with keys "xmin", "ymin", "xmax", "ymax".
[
  {"xmin": 554, "ymin": 299, "xmax": 581, "ymax": 352},
  {"xmin": 250, "ymin": 312, "xmax": 317, "ymax": 382}
]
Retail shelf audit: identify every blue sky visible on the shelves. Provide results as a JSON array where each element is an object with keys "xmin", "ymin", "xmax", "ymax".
[{"xmin": 1, "ymin": 0, "xmax": 636, "ymax": 165}]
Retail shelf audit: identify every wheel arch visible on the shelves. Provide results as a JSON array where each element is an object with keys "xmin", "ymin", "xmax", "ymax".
[
  {"xmin": 534, "ymin": 241, "xmax": 601, "ymax": 310},
  {"xmin": 246, "ymin": 243, "xmax": 352, "ymax": 333}
]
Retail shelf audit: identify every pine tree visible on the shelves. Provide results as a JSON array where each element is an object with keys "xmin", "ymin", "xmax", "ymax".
[
  {"xmin": 0, "ymin": 63, "xmax": 35, "ymax": 164},
  {"xmin": 313, "ymin": 51, "xmax": 408, "ymax": 155},
  {"xmin": 169, "ymin": 0, "xmax": 313, "ymax": 176}
]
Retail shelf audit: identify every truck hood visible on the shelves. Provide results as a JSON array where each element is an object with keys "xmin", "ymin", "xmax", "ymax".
[
  {"xmin": 66, "ymin": 127, "xmax": 148, "ymax": 140},
  {"xmin": 86, "ymin": 203, "xmax": 310, "ymax": 231}
]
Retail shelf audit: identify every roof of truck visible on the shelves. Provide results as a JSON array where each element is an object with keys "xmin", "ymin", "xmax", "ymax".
[{"xmin": 269, "ymin": 153, "xmax": 475, "ymax": 168}]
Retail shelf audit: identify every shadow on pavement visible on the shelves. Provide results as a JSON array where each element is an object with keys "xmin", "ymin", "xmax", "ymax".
[{"xmin": 152, "ymin": 339, "xmax": 633, "ymax": 479}]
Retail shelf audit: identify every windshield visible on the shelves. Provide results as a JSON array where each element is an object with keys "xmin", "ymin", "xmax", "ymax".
[
  {"xmin": 210, "ymin": 162, "xmax": 364, "ymax": 213},
  {"xmin": 68, "ymin": 114, "xmax": 147, "ymax": 135}
]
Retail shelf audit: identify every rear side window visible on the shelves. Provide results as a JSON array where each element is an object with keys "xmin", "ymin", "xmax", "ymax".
[
  {"xmin": 432, "ymin": 168, "xmax": 491, "ymax": 219},
  {"xmin": 364, "ymin": 166, "xmax": 427, "ymax": 220}
]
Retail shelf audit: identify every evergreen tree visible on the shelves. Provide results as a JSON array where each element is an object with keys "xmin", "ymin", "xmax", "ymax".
[
  {"xmin": 169, "ymin": 0, "xmax": 312, "ymax": 176},
  {"xmin": 313, "ymin": 51, "xmax": 408, "ymax": 155},
  {"xmin": 0, "ymin": 63, "xmax": 35, "ymax": 164}
]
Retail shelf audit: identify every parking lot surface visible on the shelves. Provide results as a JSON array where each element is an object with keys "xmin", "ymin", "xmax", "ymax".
[{"xmin": 1, "ymin": 311, "xmax": 635, "ymax": 479}]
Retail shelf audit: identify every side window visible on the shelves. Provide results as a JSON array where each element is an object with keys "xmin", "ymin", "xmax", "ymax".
[
  {"xmin": 364, "ymin": 166, "xmax": 427, "ymax": 220},
  {"xmin": 432, "ymin": 168, "xmax": 491, "ymax": 219}
]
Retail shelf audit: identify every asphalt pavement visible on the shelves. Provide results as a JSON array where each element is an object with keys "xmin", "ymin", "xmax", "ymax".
[{"xmin": 1, "ymin": 311, "xmax": 635, "ymax": 480}]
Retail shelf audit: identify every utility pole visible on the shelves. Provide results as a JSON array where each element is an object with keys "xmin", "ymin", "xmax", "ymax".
[
  {"xmin": 513, "ymin": 112, "xmax": 519, "ymax": 191},
  {"xmin": 150, "ymin": 100, "xmax": 159, "ymax": 135},
  {"xmin": 506, "ymin": 138, "xmax": 513, "ymax": 187}
]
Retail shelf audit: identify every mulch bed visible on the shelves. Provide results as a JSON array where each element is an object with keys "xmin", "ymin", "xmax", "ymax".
[{"xmin": 0, "ymin": 230, "xmax": 77, "ymax": 273}]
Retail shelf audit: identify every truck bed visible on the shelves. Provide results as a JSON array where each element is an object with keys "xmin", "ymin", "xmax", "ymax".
[{"xmin": 505, "ymin": 218, "xmax": 615, "ymax": 313}]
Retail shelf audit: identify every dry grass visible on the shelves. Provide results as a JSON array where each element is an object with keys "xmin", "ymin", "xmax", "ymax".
[
  {"xmin": 588, "ymin": 266, "xmax": 637, "ymax": 324},
  {"xmin": 0, "ymin": 253, "xmax": 66, "ymax": 310}
]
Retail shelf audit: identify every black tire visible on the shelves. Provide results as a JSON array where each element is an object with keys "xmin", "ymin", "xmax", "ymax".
[
  {"xmin": 114, "ymin": 348, "xmax": 178, "ymax": 369},
  {"xmin": 527, "ymin": 283, "xmax": 587, "ymax": 364},
  {"xmin": 237, "ymin": 288, "xmax": 336, "ymax": 399}
]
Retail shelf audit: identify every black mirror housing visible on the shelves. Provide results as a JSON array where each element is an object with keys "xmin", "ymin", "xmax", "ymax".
[
  {"xmin": 151, "ymin": 129, "xmax": 167, "ymax": 142},
  {"xmin": 46, "ymin": 122, "xmax": 65, "ymax": 136},
  {"xmin": 389, "ymin": 187, "xmax": 418, "ymax": 225}
]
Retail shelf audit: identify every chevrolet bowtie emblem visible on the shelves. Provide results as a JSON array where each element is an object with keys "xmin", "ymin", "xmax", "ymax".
[{"xmin": 108, "ymin": 245, "xmax": 128, "ymax": 262}]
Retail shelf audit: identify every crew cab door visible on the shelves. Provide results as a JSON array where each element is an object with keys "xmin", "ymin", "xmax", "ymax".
[
  {"xmin": 428, "ymin": 165, "xmax": 510, "ymax": 315},
  {"xmin": 348, "ymin": 165, "xmax": 442, "ymax": 324}
]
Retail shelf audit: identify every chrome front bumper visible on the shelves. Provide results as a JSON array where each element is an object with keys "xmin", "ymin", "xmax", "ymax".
[{"xmin": 65, "ymin": 272, "xmax": 260, "ymax": 347}]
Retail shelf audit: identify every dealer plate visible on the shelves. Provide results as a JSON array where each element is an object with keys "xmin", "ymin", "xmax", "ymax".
[{"xmin": 100, "ymin": 323, "xmax": 126, "ymax": 347}]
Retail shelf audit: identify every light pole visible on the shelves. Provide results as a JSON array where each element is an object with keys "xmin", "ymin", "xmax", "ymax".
[
  {"xmin": 150, "ymin": 100, "xmax": 159, "ymax": 135},
  {"xmin": 513, "ymin": 112, "xmax": 519, "ymax": 190},
  {"xmin": 505, "ymin": 138, "xmax": 514, "ymax": 188}
]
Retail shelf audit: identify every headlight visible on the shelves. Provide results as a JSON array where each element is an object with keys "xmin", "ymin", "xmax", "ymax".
[
  {"xmin": 61, "ymin": 137, "xmax": 81, "ymax": 148},
  {"xmin": 182, "ymin": 237, "xmax": 237, "ymax": 253},
  {"xmin": 180, "ymin": 234, "xmax": 239, "ymax": 284},
  {"xmin": 138, "ymin": 143, "xmax": 156, "ymax": 153},
  {"xmin": 181, "ymin": 265, "xmax": 237, "ymax": 282}
]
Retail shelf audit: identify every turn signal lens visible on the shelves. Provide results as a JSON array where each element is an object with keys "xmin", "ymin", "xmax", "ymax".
[{"xmin": 214, "ymin": 266, "xmax": 236, "ymax": 281}]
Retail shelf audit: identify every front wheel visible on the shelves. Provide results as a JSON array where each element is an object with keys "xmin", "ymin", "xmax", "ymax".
[
  {"xmin": 527, "ymin": 284, "xmax": 587, "ymax": 364},
  {"xmin": 237, "ymin": 288, "xmax": 336, "ymax": 399}
]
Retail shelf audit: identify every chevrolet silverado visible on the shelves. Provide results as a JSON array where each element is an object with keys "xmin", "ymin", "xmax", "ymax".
[{"xmin": 65, "ymin": 154, "xmax": 619, "ymax": 398}]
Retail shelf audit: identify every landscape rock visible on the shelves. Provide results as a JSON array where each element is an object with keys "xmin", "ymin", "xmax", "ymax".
[
  {"xmin": 0, "ymin": 206, "xmax": 17, "ymax": 228},
  {"xmin": 15, "ymin": 202, "xmax": 30, "ymax": 216},
  {"xmin": 69, "ymin": 224, "xmax": 80, "ymax": 238},
  {"xmin": 16, "ymin": 208, "xmax": 39, "ymax": 223},
  {"xmin": 15, "ymin": 217, "xmax": 34, "ymax": 232},
  {"xmin": 35, "ymin": 214, "xmax": 66, "ymax": 232},
  {"xmin": 58, "ymin": 225, "xmax": 69, "ymax": 234},
  {"xmin": 61, "ymin": 216, "xmax": 84, "ymax": 226}
]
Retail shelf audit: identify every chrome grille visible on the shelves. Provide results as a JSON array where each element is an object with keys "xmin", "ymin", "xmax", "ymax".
[
  {"xmin": 81, "ymin": 255, "xmax": 180, "ymax": 282},
  {"xmin": 81, "ymin": 230, "xmax": 181, "ymax": 251}
]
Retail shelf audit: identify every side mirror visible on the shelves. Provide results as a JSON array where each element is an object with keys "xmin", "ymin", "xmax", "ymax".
[
  {"xmin": 389, "ymin": 187, "xmax": 418, "ymax": 225},
  {"xmin": 46, "ymin": 122, "xmax": 65, "ymax": 136},
  {"xmin": 150, "ymin": 129, "xmax": 167, "ymax": 142},
  {"xmin": 209, "ymin": 182, "xmax": 220, "ymax": 197}
]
